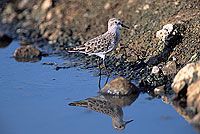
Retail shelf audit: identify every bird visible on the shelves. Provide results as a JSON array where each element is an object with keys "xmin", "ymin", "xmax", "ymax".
[
  {"xmin": 68, "ymin": 95, "xmax": 133, "ymax": 130},
  {"xmin": 66, "ymin": 18, "xmax": 129, "ymax": 71}
]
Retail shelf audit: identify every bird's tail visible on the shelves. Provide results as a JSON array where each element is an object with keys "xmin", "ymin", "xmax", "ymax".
[
  {"xmin": 68, "ymin": 100, "xmax": 88, "ymax": 108},
  {"xmin": 65, "ymin": 47, "xmax": 75, "ymax": 52},
  {"xmin": 65, "ymin": 46, "xmax": 86, "ymax": 53}
]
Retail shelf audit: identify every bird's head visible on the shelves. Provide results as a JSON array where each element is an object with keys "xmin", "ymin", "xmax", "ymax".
[{"xmin": 108, "ymin": 18, "xmax": 129, "ymax": 31}]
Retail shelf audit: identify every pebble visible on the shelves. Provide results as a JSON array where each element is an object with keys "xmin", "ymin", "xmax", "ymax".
[
  {"xmin": 41, "ymin": 0, "xmax": 52, "ymax": 11},
  {"xmin": 143, "ymin": 4, "xmax": 149, "ymax": 10},
  {"xmin": 162, "ymin": 61, "xmax": 177, "ymax": 76},
  {"xmin": 14, "ymin": 45, "xmax": 41, "ymax": 58},
  {"xmin": 104, "ymin": 2, "xmax": 110, "ymax": 10},
  {"xmin": 151, "ymin": 66, "xmax": 160, "ymax": 74},
  {"xmin": 154, "ymin": 85, "xmax": 165, "ymax": 95}
]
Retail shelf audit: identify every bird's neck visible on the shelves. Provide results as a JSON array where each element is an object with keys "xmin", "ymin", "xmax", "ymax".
[{"xmin": 108, "ymin": 26, "xmax": 120, "ymax": 36}]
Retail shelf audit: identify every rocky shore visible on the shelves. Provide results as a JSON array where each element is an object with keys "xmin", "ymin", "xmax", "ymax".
[{"xmin": 0, "ymin": 0, "xmax": 199, "ymax": 128}]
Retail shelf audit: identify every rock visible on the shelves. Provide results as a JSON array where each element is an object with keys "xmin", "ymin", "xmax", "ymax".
[
  {"xmin": 162, "ymin": 96, "xmax": 171, "ymax": 104},
  {"xmin": 41, "ymin": 0, "xmax": 52, "ymax": 11},
  {"xmin": 46, "ymin": 10, "xmax": 53, "ymax": 20},
  {"xmin": 188, "ymin": 52, "xmax": 200, "ymax": 63},
  {"xmin": 139, "ymin": 70, "xmax": 167, "ymax": 88},
  {"xmin": 156, "ymin": 24, "xmax": 185, "ymax": 46},
  {"xmin": 143, "ymin": 4, "xmax": 149, "ymax": 10},
  {"xmin": 14, "ymin": 45, "xmax": 41, "ymax": 58},
  {"xmin": 48, "ymin": 29, "xmax": 60, "ymax": 40},
  {"xmin": 0, "ymin": 33, "xmax": 12, "ymax": 48},
  {"xmin": 3, "ymin": 4, "xmax": 14, "ymax": 15},
  {"xmin": 115, "ymin": 61, "xmax": 121, "ymax": 66},
  {"xmin": 18, "ymin": 0, "xmax": 29, "ymax": 9},
  {"xmin": 172, "ymin": 61, "xmax": 200, "ymax": 128},
  {"xmin": 104, "ymin": 2, "xmax": 110, "ymax": 10},
  {"xmin": 154, "ymin": 85, "xmax": 165, "ymax": 95},
  {"xmin": 100, "ymin": 77, "xmax": 139, "ymax": 95},
  {"xmin": 19, "ymin": 41, "xmax": 30, "ymax": 46},
  {"xmin": 162, "ymin": 61, "xmax": 177, "ymax": 76},
  {"xmin": 187, "ymin": 79, "xmax": 200, "ymax": 113},
  {"xmin": 191, "ymin": 113, "xmax": 200, "ymax": 127},
  {"xmin": 151, "ymin": 66, "xmax": 160, "ymax": 74},
  {"xmin": 171, "ymin": 61, "xmax": 200, "ymax": 94},
  {"xmin": 156, "ymin": 24, "xmax": 174, "ymax": 43},
  {"xmin": 1, "ymin": 4, "xmax": 17, "ymax": 23}
]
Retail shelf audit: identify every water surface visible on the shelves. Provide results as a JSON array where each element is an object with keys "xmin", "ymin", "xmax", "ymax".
[{"xmin": 0, "ymin": 40, "xmax": 197, "ymax": 134}]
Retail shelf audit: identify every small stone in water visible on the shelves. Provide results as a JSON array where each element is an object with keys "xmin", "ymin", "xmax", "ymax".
[{"xmin": 14, "ymin": 45, "xmax": 41, "ymax": 58}]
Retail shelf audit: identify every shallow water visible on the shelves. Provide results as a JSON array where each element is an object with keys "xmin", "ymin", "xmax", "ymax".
[{"xmin": 0, "ymin": 40, "xmax": 197, "ymax": 134}]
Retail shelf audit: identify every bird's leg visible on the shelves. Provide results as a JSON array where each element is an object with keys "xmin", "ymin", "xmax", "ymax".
[
  {"xmin": 103, "ymin": 59, "xmax": 110, "ymax": 85},
  {"xmin": 105, "ymin": 74, "xmax": 109, "ymax": 86},
  {"xmin": 97, "ymin": 57, "xmax": 101, "ymax": 74},
  {"xmin": 97, "ymin": 57, "xmax": 101, "ymax": 90}
]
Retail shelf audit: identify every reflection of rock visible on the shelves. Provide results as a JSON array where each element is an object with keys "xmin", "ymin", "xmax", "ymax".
[
  {"xmin": 100, "ymin": 77, "xmax": 139, "ymax": 95},
  {"xmin": 103, "ymin": 93, "xmax": 139, "ymax": 107},
  {"xmin": 0, "ymin": 33, "xmax": 12, "ymax": 48},
  {"xmin": 171, "ymin": 100, "xmax": 193, "ymax": 124},
  {"xmin": 69, "ymin": 94, "xmax": 136, "ymax": 130},
  {"xmin": 14, "ymin": 56, "xmax": 42, "ymax": 62},
  {"xmin": 171, "ymin": 61, "xmax": 200, "ymax": 128},
  {"xmin": 13, "ymin": 45, "xmax": 42, "ymax": 62}
]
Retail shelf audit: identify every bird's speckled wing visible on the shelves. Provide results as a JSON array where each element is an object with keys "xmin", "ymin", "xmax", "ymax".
[
  {"xmin": 66, "ymin": 32, "xmax": 117, "ymax": 56},
  {"xmin": 83, "ymin": 32, "xmax": 116, "ymax": 55}
]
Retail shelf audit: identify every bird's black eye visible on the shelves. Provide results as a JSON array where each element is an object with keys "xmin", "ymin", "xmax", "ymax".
[{"xmin": 115, "ymin": 21, "xmax": 118, "ymax": 24}]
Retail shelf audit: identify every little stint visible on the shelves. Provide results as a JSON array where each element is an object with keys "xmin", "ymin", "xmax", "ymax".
[{"xmin": 66, "ymin": 18, "xmax": 129, "ymax": 70}]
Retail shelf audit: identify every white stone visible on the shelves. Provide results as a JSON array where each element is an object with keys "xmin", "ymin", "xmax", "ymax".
[
  {"xmin": 151, "ymin": 66, "xmax": 160, "ymax": 74},
  {"xmin": 156, "ymin": 24, "xmax": 174, "ymax": 43}
]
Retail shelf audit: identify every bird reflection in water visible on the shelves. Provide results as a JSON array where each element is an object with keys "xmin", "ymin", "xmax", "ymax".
[{"xmin": 68, "ymin": 92, "xmax": 139, "ymax": 130}]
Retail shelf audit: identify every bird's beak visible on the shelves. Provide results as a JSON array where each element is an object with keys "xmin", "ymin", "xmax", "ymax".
[
  {"xmin": 121, "ymin": 23, "xmax": 130, "ymax": 29},
  {"xmin": 125, "ymin": 120, "xmax": 134, "ymax": 125}
]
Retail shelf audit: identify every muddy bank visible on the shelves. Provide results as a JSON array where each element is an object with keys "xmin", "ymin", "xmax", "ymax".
[
  {"xmin": 0, "ymin": 0, "xmax": 200, "ymax": 128},
  {"xmin": 1, "ymin": 0, "xmax": 199, "ymax": 87}
]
